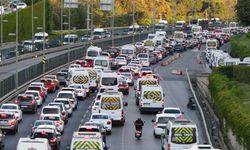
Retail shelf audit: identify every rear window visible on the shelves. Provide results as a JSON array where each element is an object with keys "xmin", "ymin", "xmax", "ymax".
[
  {"xmin": 41, "ymin": 80, "xmax": 52, "ymax": 84},
  {"xmin": 26, "ymin": 92, "xmax": 39, "ymax": 97},
  {"xmin": 101, "ymin": 97, "xmax": 121, "ymax": 110},
  {"xmin": 122, "ymin": 49, "xmax": 133, "ymax": 54},
  {"xmin": 88, "ymin": 51, "xmax": 98, "ymax": 57},
  {"xmin": 54, "ymin": 100, "xmax": 69, "ymax": 105},
  {"xmin": 171, "ymin": 127, "xmax": 197, "ymax": 144},
  {"xmin": 95, "ymin": 60, "xmax": 108, "ymax": 67},
  {"xmin": 78, "ymin": 128, "xmax": 100, "ymax": 132},
  {"xmin": 17, "ymin": 96, "xmax": 32, "ymax": 101},
  {"xmin": 34, "ymin": 121, "xmax": 53, "ymax": 127},
  {"xmin": 42, "ymin": 108, "xmax": 59, "ymax": 114},
  {"xmin": 28, "ymin": 87, "xmax": 40, "ymax": 91},
  {"xmin": 157, "ymin": 117, "xmax": 174, "ymax": 124},
  {"xmin": 33, "ymin": 132, "xmax": 54, "ymax": 139},
  {"xmin": 43, "ymin": 116, "xmax": 60, "ymax": 121},
  {"xmin": 58, "ymin": 93, "xmax": 73, "ymax": 99},
  {"xmin": 164, "ymin": 109, "xmax": 180, "ymax": 114},
  {"xmin": 1, "ymin": 105, "xmax": 17, "ymax": 110},
  {"xmin": 138, "ymin": 54, "xmax": 148, "ymax": 58},
  {"xmin": 92, "ymin": 115, "xmax": 108, "ymax": 119},
  {"xmin": 101, "ymin": 77, "xmax": 118, "ymax": 86}
]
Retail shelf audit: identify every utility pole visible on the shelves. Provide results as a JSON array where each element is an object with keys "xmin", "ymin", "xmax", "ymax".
[
  {"xmin": 132, "ymin": 0, "xmax": 135, "ymax": 44},
  {"xmin": 111, "ymin": 0, "xmax": 114, "ymax": 47},
  {"xmin": 42, "ymin": 0, "xmax": 46, "ymax": 73},
  {"xmin": 87, "ymin": 4, "xmax": 90, "ymax": 36},
  {"xmin": 0, "ymin": 0, "xmax": 3, "ymax": 47},
  {"xmin": 15, "ymin": 1, "xmax": 19, "ymax": 89},
  {"xmin": 90, "ymin": 3, "xmax": 93, "ymax": 39},
  {"xmin": 32, "ymin": 0, "xmax": 34, "ymax": 52},
  {"xmin": 152, "ymin": 0, "xmax": 156, "ymax": 33},
  {"xmin": 61, "ymin": 0, "xmax": 63, "ymax": 41}
]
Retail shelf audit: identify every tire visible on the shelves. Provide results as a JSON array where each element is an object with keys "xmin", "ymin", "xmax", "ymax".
[
  {"xmin": 107, "ymin": 130, "xmax": 112, "ymax": 135},
  {"xmin": 12, "ymin": 126, "xmax": 18, "ymax": 134},
  {"xmin": 92, "ymin": 89, "xmax": 95, "ymax": 93}
]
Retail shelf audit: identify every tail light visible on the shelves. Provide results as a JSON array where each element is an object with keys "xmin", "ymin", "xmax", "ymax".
[
  {"xmin": 40, "ymin": 114, "xmax": 44, "ymax": 118},
  {"xmin": 14, "ymin": 100, "xmax": 19, "ymax": 104},
  {"xmin": 107, "ymin": 121, "xmax": 111, "ymax": 125},
  {"xmin": 32, "ymin": 127, "xmax": 35, "ymax": 131},
  {"xmin": 168, "ymin": 144, "xmax": 170, "ymax": 150},
  {"xmin": 55, "ymin": 121, "xmax": 62, "ymax": 126},
  {"xmin": 31, "ymin": 100, "xmax": 36, "ymax": 104},
  {"xmin": 9, "ymin": 119, "xmax": 16, "ymax": 125},
  {"xmin": 49, "ymin": 138, "xmax": 57, "ymax": 143},
  {"xmin": 121, "ymin": 110, "xmax": 124, "ymax": 118},
  {"xmin": 92, "ymin": 107, "xmax": 97, "ymax": 110},
  {"xmin": 161, "ymin": 101, "xmax": 164, "ymax": 106},
  {"xmin": 154, "ymin": 123, "xmax": 158, "ymax": 128},
  {"xmin": 125, "ymin": 84, "xmax": 129, "ymax": 88}
]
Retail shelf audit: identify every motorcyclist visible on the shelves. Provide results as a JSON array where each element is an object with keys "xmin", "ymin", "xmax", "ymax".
[{"xmin": 134, "ymin": 118, "xmax": 144, "ymax": 131}]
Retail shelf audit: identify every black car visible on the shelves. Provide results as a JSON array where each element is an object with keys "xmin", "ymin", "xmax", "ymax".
[
  {"xmin": 14, "ymin": 94, "xmax": 38, "ymax": 113},
  {"xmin": 174, "ymin": 43, "xmax": 185, "ymax": 52},
  {"xmin": 56, "ymin": 72, "xmax": 68, "ymax": 86}
]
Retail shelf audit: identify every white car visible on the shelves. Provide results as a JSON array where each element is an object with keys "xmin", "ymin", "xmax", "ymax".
[
  {"xmin": 54, "ymin": 98, "xmax": 73, "ymax": 117},
  {"xmin": 29, "ymin": 82, "xmax": 48, "ymax": 95},
  {"xmin": 152, "ymin": 113, "xmax": 176, "ymax": 138},
  {"xmin": 161, "ymin": 107, "xmax": 183, "ymax": 118},
  {"xmin": 68, "ymin": 84, "xmax": 87, "ymax": 100},
  {"xmin": 42, "ymin": 114, "xmax": 65, "ymax": 133},
  {"xmin": 115, "ymin": 57, "xmax": 127, "ymax": 66},
  {"xmin": 25, "ymin": 90, "xmax": 43, "ymax": 106},
  {"xmin": 91, "ymin": 101, "xmax": 100, "ymax": 113},
  {"xmin": 36, "ymin": 125, "xmax": 61, "ymax": 136},
  {"xmin": 90, "ymin": 113, "xmax": 112, "ymax": 134},
  {"xmin": 16, "ymin": 2, "xmax": 27, "ymax": 9},
  {"xmin": 0, "ymin": 104, "xmax": 22, "ymax": 122},
  {"xmin": 57, "ymin": 91, "xmax": 77, "ymax": 110}
]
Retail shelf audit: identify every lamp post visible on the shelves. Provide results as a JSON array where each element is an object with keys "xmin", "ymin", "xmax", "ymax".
[
  {"xmin": 42, "ymin": 0, "xmax": 46, "ymax": 73},
  {"xmin": 132, "ymin": 0, "xmax": 135, "ymax": 44},
  {"xmin": 32, "ymin": 0, "xmax": 39, "ymax": 52}
]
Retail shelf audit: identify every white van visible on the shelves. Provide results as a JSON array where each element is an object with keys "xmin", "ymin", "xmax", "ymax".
[
  {"xmin": 139, "ymin": 85, "xmax": 164, "ymax": 113},
  {"xmin": 86, "ymin": 46, "xmax": 102, "ymax": 60},
  {"xmin": 100, "ymin": 71, "xmax": 119, "ymax": 92},
  {"xmin": 224, "ymin": 58, "xmax": 241, "ymax": 66},
  {"xmin": 121, "ymin": 45, "xmax": 136, "ymax": 60},
  {"xmin": 137, "ymin": 53, "xmax": 150, "ymax": 67},
  {"xmin": 34, "ymin": 32, "xmax": 48, "ymax": 43},
  {"xmin": 161, "ymin": 119, "xmax": 199, "ymax": 150},
  {"xmin": 175, "ymin": 20, "xmax": 185, "ymax": 29},
  {"xmin": 94, "ymin": 56, "xmax": 110, "ymax": 71},
  {"xmin": 99, "ymin": 91, "xmax": 126, "ymax": 126},
  {"xmin": 63, "ymin": 34, "xmax": 78, "ymax": 45},
  {"xmin": 173, "ymin": 31, "xmax": 185, "ymax": 43},
  {"xmin": 17, "ymin": 138, "xmax": 51, "ymax": 150},
  {"xmin": 69, "ymin": 69, "xmax": 90, "ymax": 96},
  {"xmin": 86, "ymin": 69, "xmax": 99, "ymax": 92},
  {"xmin": 93, "ymin": 28, "xmax": 106, "ymax": 39}
]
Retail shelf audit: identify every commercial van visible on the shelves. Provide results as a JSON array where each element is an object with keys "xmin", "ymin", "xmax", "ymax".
[
  {"xmin": 17, "ymin": 138, "xmax": 51, "ymax": 150},
  {"xmin": 99, "ymin": 91, "xmax": 127, "ymax": 126},
  {"xmin": 69, "ymin": 69, "xmax": 90, "ymax": 95},
  {"xmin": 93, "ymin": 28, "xmax": 106, "ymax": 39},
  {"xmin": 139, "ymin": 85, "xmax": 164, "ymax": 113},
  {"xmin": 87, "ymin": 69, "xmax": 99, "ymax": 92},
  {"xmin": 161, "ymin": 119, "xmax": 198, "ymax": 150},
  {"xmin": 69, "ymin": 132, "xmax": 106, "ymax": 150},
  {"xmin": 224, "ymin": 58, "xmax": 240, "ymax": 66},
  {"xmin": 173, "ymin": 31, "xmax": 185, "ymax": 43},
  {"xmin": 121, "ymin": 45, "xmax": 136, "ymax": 60},
  {"xmin": 34, "ymin": 32, "xmax": 48, "ymax": 43},
  {"xmin": 86, "ymin": 46, "xmax": 102, "ymax": 60},
  {"xmin": 100, "ymin": 71, "xmax": 119, "ymax": 92},
  {"xmin": 63, "ymin": 34, "xmax": 79, "ymax": 45},
  {"xmin": 94, "ymin": 56, "xmax": 110, "ymax": 71}
]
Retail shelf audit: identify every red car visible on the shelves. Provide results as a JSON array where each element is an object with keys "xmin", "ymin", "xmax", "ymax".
[
  {"xmin": 27, "ymin": 86, "xmax": 46, "ymax": 101},
  {"xmin": 118, "ymin": 80, "xmax": 129, "ymax": 95},
  {"xmin": 41, "ymin": 78, "xmax": 56, "ymax": 93}
]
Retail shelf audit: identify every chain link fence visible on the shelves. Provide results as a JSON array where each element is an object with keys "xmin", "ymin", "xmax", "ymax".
[{"xmin": 0, "ymin": 33, "xmax": 148, "ymax": 99}]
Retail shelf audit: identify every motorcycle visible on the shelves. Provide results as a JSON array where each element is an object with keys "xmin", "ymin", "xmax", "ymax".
[{"xmin": 135, "ymin": 130, "xmax": 142, "ymax": 140}]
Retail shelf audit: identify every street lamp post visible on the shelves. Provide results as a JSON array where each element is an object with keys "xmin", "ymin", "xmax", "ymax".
[
  {"xmin": 132, "ymin": 0, "xmax": 135, "ymax": 44},
  {"xmin": 43, "ymin": 0, "xmax": 46, "ymax": 73},
  {"xmin": 0, "ymin": 0, "xmax": 3, "ymax": 47},
  {"xmin": 15, "ymin": 1, "xmax": 19, "ymax": 89}
]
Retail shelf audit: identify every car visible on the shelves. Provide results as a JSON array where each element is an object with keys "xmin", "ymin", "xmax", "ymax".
[
  {"xmin": 0, "ymin": 112, "xmax": 18, "ymax": 134},
  {"xmin": 161, "ymin": 107, "xmax": 183, "ymax": 118},
  {"xmin": 56, "ymin": 72, "xmax": 68, "ymax": 86},
  {"xmin": 114, "ymin": 57, "xmax": 127, "ymax": 66},
  {"xmin": 41, "ymin": 114, "xmax": 65, "ymax": 134},
  {"xmin": 94, "ymin": 93, "xmax": 102, "ymax": 102},
  {"xmin": 32, "ymin": 128, "xmax": 60, "ymax": 150},
  {"xmin": 82, "ymin": 122, "xmax": 107, "ymax": 135},
  {"xmin": 118, "ymin": 79, "xmax": 129, "ymax": 95},
  {"xmin": 16, "ymin": 2, "xmax": 27, "ymax": 9},
  {"xmin": 152, "ymin": 113, "xmax": 176, "ymax": 138},
  {"xmin": 36, "ymin": 125, "xmax": 61, "ymax": 136},
  {"xmin": 135, "ymin": 42, "xmax": 144, "ymax": 49},
  {"xmin": 25, "ymin": 90, "xmax": 43, "ymax": 106},
  {"xmin": 127, "ymin": 63, "xmax": 140, "ymax": 75},
  {"xmin": 91, "ymin": 101, "xmax": 100, "ymax": 114},
  {"xmin": 53, "ymin": 98, "xmax": 73, "ymax": 117},
  {"xmin": 14, "ymin": 94, "xmax": 38, "ymax": 113},
  {"xmin": 106, "ymin": 47, "xmax": 121, "ymax": 58},
  {"xmin": 56, "ymin": 91, "xmax": 77, "ymax": 110},
  {"xmin": 89, "ymin": 113, "xmax": 112, "ymax": 134},
  {"xmin": 48, "ymin": 103, "xmax": 69, "ymax": 124},
  {"xmin": 120, "ymin": 72, "xmax": 134, "ymax": 86},
  {"xmin": 29, "ymin": 82, "xmax": 48, "ymax": 95},
  {"xmin": 17, "ymin": 137, "xmax": 51, "ymax": 150},
  {"xmin": 44, "ymin": 75, "xmax": 60, "ymax": 90},
  {"xmin": 0, "ymin": 104, "xmax": 22, "ymax": 122},
  {"xmin": 68, "ymin": 84, "xmax": 87, "ymax": 100},
  {"xmin": 31, "ymin": 120, "xmax": 58, "ymax": 133},
  {"xmin": 173, "ymin": 43, "xmax": 185, "ymax": 52},
  {"xmin": 27, "ymin": 86, "xmax": 46, "ymax": 101},
  {"xmin": 41, "ymin": 78, "xmax": 56, "ymax": 93},
  {"xmin": 138, "ymin": 67, "xmax": 153, "ymax": 78},
  {"xmin": 40, "ymin": 106, "xmax": 61, "ymax": 120}
]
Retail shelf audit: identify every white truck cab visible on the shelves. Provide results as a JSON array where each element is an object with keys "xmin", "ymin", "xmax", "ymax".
[
  {"xmin": 94, "ymin": 56, "xmax": 110, "ymax": 71},
  {"xmin": 99, "ymin": 71, "xmax": 119, "ymax": 92},
  {"xmin": 17, "ymin": 138, "xmax": 51, "ymax": 150},
  {"xmin": 86, "ymin": 46, "xmax": 102, "ymax": 60}
]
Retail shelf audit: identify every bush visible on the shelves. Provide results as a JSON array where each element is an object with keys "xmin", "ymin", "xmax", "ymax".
[{"xmin": 230, "ymin": 34, "xmax": 250, "ymax": 59}]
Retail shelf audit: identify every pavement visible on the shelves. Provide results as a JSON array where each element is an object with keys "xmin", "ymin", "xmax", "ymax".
[{"xmin": 2, "ymin": 45, "xmax": 211, "ymax": 150}]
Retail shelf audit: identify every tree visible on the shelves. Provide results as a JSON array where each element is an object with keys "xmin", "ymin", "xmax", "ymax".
[{"xmin": 236, "ymin": 0, "xmax": 250, "ymax": 25}]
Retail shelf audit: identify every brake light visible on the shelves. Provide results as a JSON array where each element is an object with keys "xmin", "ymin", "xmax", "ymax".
[
  {"xmin": 92, "ymin": 107, "xmax": 97, "ymax": 110},
  {"xmin": 32, "ymin": 127, "xmax": 35, "ymax": 131},
  {"xmin": 40, "ymin": 114, "xmax": 44, "ymax": 118},
  {"xmin": 55, "ymin": 121, "xmax": 62, "ymax": 125},
  {"xmin": 9, "ymin": 119, "xmax": 16, "ymax": 125},
  {"xmin": 161, "ymin": 101, "xmax": 164, "ymax": 106},
  {"xmin": 168, "ymin": 144, "xmax": 170, "ymax": 150},
  {"xmin": 49, "ymin": 138, "xmax": 57, "ymax": 143},
  {"xmin": 121, "ymin": 110, "xmax": 124, "ymax": 117},
  {"xmin": 31, "ymin": 100, "xmax": 36, "ymax": 104},
  {"xmin": 107, "ymin": 121, "xmax": 111, "ymax": 125},
  {"xmin": 14, "ymin": 100, "xmax": 19, "ymax": 104},
  {"xmin": 125, "ymin": 84, "xmax": 129, "ymax": 88},
  {"xmin": 154, "ymin": 123, "xmax": 158, "ymax": 128}
]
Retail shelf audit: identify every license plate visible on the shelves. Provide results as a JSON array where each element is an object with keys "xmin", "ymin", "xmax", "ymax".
[
  {"xmin": 21, "ymin": 106, "xmax": 28, "ymax": 108},
  {"xmin": 143, "ymin": 103, "xmax": 150, "ymax": 106}
]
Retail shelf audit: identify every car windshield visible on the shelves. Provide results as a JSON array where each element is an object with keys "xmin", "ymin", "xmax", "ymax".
[
  {"xmin": 26, "ymin": 92, "xmax": 39, "ymax": 97},
  {"xmin": 171, "ymin": 127, "xmax": 197, "ymax": 144},
  {"xmin": 33, "ymin": 132, "xmax": 54, "ymax": 139},
  {"xmin": 101, "ymin": 77, "xmax": 118, "ymax": 86},
  {"xmin": 1, "ymin": 105, "xmax": 17, "ymax": 110},
  {"xmin": 58, "ymin": 93, "xmax": 73, "ymax": 99},
  {"xmin": 88, "ymin": 51, "xmax": 98, "ymax": 57},
  {"xmin": 95, "ymin": 60, "xmax": 108, "ymax": 67},
  {"xmin": 92, "ymin": 115, "xmax": 108, "ymax": 119},
  {"xmin": 42, "ymin": 108, "xmax": 59, "ymax": 114},
  {"xmin": 164, "ymin": 109, "xmax": 180, "ymax": 114}
]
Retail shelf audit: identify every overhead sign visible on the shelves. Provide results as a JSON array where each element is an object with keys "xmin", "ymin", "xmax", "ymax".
[
  {"xmin": 100, "ymin": 0, "xmax": 114, "ymax": 11},
  {"xmin": 64, "ymin": 0, "xmax": 78, "ymax": 8}
]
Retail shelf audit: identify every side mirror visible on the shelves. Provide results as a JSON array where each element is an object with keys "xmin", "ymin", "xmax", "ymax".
[
  {"xmin": 151, "ymin": 119, "xmax": 155, "ymax": 122},
  {"xmin": 124, "ymin": 102, "xmax": 128, "ymax": 107},
  {"xmin": 182, "ymin": 112, "xmax": 184, "ymax": 114},
  {"xmin": 163, "ymin": 93, "xmax": 165, "ymax": 97}
]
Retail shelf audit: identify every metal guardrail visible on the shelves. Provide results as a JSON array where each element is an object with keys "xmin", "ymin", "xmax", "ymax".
[
  {"xmin": 0, "ymin": 32, "xmax": 148, "ymax": 103},
  {"xmin": 186, "ymin": 68, "xmax": 212, "ymax": 145}
]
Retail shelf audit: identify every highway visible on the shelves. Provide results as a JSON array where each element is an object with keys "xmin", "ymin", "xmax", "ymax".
[{"xmin": 3, "ymin": 45, "xmax": 210, "ymax": 150}]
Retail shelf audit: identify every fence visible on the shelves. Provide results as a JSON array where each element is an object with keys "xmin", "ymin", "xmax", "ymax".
[{"xmin": 0, "ymin": 32, "xmax": 148, "ymax": 100}]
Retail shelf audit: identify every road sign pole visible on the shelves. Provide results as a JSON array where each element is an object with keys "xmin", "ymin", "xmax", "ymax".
[
  {"xmin": 15, "ymin": 1, "xmax": 19, "ymax": 89},
  {"xmin": 43, "ymin": 0, "xmax": 46, "ymax": 73}
]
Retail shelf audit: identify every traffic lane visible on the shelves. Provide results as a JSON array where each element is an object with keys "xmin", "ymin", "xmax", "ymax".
[
  {"xmin": 4, "ymin": 87, "xmax": 95, "ymax": 150},
  {"xmin": 106, "ymin": 88, "xmax": 161, "ymax": 150},
  {"xmin": 155, "ymin": 50, "xmax": 208, "ymax": 143},
  {"xmin": 0, "ymin": 50, "xmax": 72, "ymax": 80}
]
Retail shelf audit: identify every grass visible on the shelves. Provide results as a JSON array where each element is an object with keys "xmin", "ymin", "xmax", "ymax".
[{"xmin": 230, "ymin": 33, "xmax": 250, "ymax": 60}]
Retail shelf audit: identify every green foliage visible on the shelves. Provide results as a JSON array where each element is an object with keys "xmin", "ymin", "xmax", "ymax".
[
  {"xmin": 236, "ymin": 0, "xmax": 250, "ymax": 26},
  {"xmin": 230, "ymin": 34, "xmax": 250, "ymax": 60},
  {"xmin": 0, "ymin": 1, "xmax": 52, "ymax": 43},
  {"xmin": 209, "ymin": 73, "xmax": 250, "ymax": 149}
]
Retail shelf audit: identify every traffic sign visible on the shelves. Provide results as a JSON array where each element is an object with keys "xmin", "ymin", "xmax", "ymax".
[
  {"xmin": 100, "ymin": 0, "xmax": 114, "ymax": 11},
  {"xmin": 42, "ymin": 55, "xmax": 46, "ymax": 64},
  {"xmin": 64, "ymin": 0, "xmax": 78, "ymax": 8}
]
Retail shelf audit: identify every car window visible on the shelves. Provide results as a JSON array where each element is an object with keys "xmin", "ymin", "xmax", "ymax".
[
  {"xmin": 92, "ymin": 115, "xmax": 108, "ymax": 119},
  {"xmin": 1, "ymin": 105, "xmax": 17, "ymax": 110},
  {"xmin": 164, "ymin": 109, "xmax": 180, "ymax": 114},
  {"xmin": 43, "ymin": 116, "xmax": 60, "ymax": 121},
  {"xmin": 42, "ymin": 108, "xmax": 59, "ymax": 114},
  {"xmin": 58, "ymin": 93, "xmax": 73, "ymax": 99}
]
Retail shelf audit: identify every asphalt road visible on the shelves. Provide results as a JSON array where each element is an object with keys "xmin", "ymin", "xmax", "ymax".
[{"xmin": 2, "ymin": 44, "xmax": 211, "ymax": 150}]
